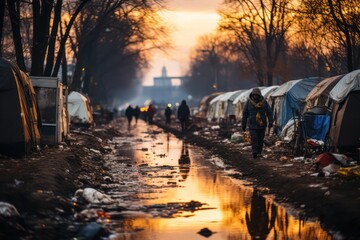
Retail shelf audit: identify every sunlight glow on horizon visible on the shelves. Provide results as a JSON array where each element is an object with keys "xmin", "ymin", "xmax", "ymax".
[{"xmin": 142, "ymin": 6, "xmax": 221, "ymax": 86}]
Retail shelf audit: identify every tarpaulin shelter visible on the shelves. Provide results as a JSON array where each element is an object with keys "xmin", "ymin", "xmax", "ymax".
[
  {"xmin": 261, "ymin": 86, "xmax": 279, "ymax": 99},
  {"xmin": 223, "ymin": 90, "xmax": 247, "ymax": 119},
  {"xmin": 233, "ymin": 87, "xmax": 265, "ymax": 121},
  {"xmin": 0, "ymin": 58, "xmax": 41, "ymax": 156},
  {"xmin": 68, "ymin": 91, "xmax": 93, "ymax": 126},
  {"xmin": 207, "ymin": 90, "xmax": 246, "ymax": 120},
  {"xmin": 207, "ymin": 92, "xmax": 230, "ymax": 119},
  {"xmin": 270, "ymin": 77, "xmax": 322, "ymax": 131},
  {"xmin": 329, "ymin": 70, "xmax": 360, "ymax": 151},
  {"xmin": 195, "ymin": 92, "xmax": 223, "ymax": 119},
  {"xmin": 304, "ymin": 74, "xmax": 344, "ymax": 111}
]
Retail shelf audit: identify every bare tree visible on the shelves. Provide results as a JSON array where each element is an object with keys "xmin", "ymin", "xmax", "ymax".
[
  {"xmin": 298, "ymin": 0, "xmax": 360, "ymax": 72},
  {"xmin": 219, "ymin": 0, "xmax": 294, "ymax": 86},
  {"xmin": 6, "ymin": 0, "xmax": 26, "ymax": 70}
]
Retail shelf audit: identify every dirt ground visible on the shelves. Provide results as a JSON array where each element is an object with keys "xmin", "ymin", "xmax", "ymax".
[
  {"xmin": 156, "ymin": 118, "xmax": 360, "ymax": 239},
  {"xmin": 1, "ymin": 117, "xmax": 360, "ymax": 239}
]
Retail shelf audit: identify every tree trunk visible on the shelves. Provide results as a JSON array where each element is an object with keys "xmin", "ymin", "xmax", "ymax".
[
  {"xmin": 7, "ymin": 0, "xmax": 26, "ymax": 70},
  {"xmin": 61, "ymin": 48, "xmax": 68, "ymax": 85},
  {"xmin": 0, "ymin": 0, "xmax": 5, "ymax": 56},
  {"xmin": 52, "ymin": 0, "xmax": 90, "ymax": 77},
  {"xmin": 44, "ymin": 0, "xmax": 63, "ymax": 76},
  {"xmin": 31, "ymin": 0, "xmax": 53, "ymax": 76}
]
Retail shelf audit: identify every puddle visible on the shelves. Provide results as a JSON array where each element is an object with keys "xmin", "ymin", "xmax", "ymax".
[{"xmin": 104, "ymin": 123, "xmax": 334, "ymax": 239}]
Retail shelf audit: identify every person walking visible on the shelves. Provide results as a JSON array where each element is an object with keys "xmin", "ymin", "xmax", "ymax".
[
  {"xmin": 242, "ymin": 88, "xmax": 273, "ymax": 159},
  {"xmin": 177, "ymin": 100, "xmax": 190, "ymax": 132},
  {"xmin": 147, "ymin": 104, "xmax": 156, "ymax": 124},
  {"xmin": 125, "ymin": 105, "xmax": 134, "ymax": 126},
  {"xmin": 133, "ymin": 106, "xmax": 141, "ymax": 124},
  {"xmin": 165, "ymin": 105, "xmax": 172, "ymax": 125}
]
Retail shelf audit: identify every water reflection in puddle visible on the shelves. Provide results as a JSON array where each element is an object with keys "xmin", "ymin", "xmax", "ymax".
[{"xmin": 109, "ymin": 124, "xmax": 333, "ymax": 240}]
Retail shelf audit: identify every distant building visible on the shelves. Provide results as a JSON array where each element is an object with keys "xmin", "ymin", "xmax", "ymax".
[{"xmin": 142, "ymin": 66, "xmax": 190, "ymax": 105}]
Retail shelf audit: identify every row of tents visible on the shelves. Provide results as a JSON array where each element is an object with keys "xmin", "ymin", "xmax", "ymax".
[
  {"xmin": 0, "ymin": 58, "xmax": 93, "ymax": 156},
  {"xmin": 196, "ymin": 70, "xmax": 360, "ymax": 152}
]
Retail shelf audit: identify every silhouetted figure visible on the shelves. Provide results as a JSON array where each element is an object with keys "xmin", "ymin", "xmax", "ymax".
[
  {"xmin": 133, "ymin": 106, "xmax": 141, "ymax": 124},
  {"xmin": 178, "ymin": 141, "xmax": 190, "ymax": 180},
  {"xmin": 147, "ymin": 104, "xmax": 156, "ymax": 124},
  {"xmin": 246, "ymin": 189, "xmax": 276, "ymax": 239},
  {"xmin": 177, "ymin": 100, "xmax": 190, "ymax": 132},
  {"xmin": 125, "ymin": 105, "xmax": 133, "ymax": 126},
  {"xmin": 242, "ymin": 88, "xmax": 273, "ymax": 158},
  {"xmin": 165, "ymin": 105, "xmax": 172, "ymax": 125}
]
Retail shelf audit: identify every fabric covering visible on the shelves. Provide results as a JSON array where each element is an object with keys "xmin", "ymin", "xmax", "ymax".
[
  {"xmin": 68, "ymin": 91, "xmax": 93, "ymax": 125},
  {"xmin": 329, "ymin": 69, "xmax": 360, "ymax": 103},
  {"xmin": 305, "ymin": 75, "xmax": 343, "ymax": 108},
  {"xmin": 273, "ymin": 77, "xmax": 323, "ymax": 129},
  {"xmin": 0, "ymin": 58, "xmax": 41, "ymax": 155},
  {"xmin": 302, "ymin": 114, "xmax": 330, "ymax": 141}
]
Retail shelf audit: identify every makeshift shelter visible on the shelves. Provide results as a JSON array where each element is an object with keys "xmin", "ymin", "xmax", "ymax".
[
  {"xmin": 233, "ymin": 87, "xmax": 266, "ymax": 121},
  {"xmin": 68, "ymin": 91, "xmax": 94, "ymax": 126},
  {"xmin": 206, "ymin": 92, "xmax": 228, "ymax": 119},
  {"xmin": 223, "ymin": 90, "xmax": 247, "ymax": 119},
  {"xmin": 211, "ymin": 90, "xmax": 247, "ymax": 120},
  {"xmin": 329, "ymin": 70, "xmax": 360, "ymax": 151},
  {"xmin": 304, "ymin": 74, "xmax": 344, "ymax": 111},
  {"xmin": 270, "ymin": 77, "xmax": 322, "ymax": 131},
  {"xmin": 0, "ymin": 58, "xmax": 41, "ymax": 155},
  {"xmin": 195, "ymin": 92, "xmax": 223, "ymax": 119},
  {"xmin": 261, "ymin": 86, "xmax": 279, "ymax": 100}
]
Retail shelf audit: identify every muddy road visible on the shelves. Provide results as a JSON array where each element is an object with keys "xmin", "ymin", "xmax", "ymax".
[{"xmin": 0, "ymin": 119, "xmax": 349, "ymax": 239}]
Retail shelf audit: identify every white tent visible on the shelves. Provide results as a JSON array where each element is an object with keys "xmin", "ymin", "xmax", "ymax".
[
  {"xmin": 207, "ymin": 91, "xmax": 235, "ymax": 119},
  {"xmin": 68, "ymin": 91, "xmax": 93, "ymax": 125},
  {"xmin": 261, "ymin": 86, "xmax": 279, "ymax": 99},
  {"xmin": 329, "ymin": 69, "xmax": 360, "ymax": 103}
]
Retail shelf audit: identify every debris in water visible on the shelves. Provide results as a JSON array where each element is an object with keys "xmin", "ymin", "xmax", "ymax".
[
  {"xmin": 197, "ymin": 227, "xmax": 214, "ymax": 238},
  {"xmin": 75, "ymin": 188, "xmax": 114, "ymax": 204}
]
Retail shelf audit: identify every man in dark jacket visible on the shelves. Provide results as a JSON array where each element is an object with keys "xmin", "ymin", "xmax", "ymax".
[
  {"xmin": 177, "ymin": 100, "xmax": 190, "ymax": 132},
  {"xmin": 242, "ymin": 88, "xmax": 273, "ymax": 158},
  {"xmin": 165, "ymin": 105, "xmax": 172, "ymax": 125},
  {"xmin": 125, "ymin": 105, "xmax": 134, "ymax": 126},
  {"xmin": 133, "ymin": 106, "xmax": 141, "ymax": 124}
]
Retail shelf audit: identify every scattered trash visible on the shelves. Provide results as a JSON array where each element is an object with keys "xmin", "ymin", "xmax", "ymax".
[
  {"xmin": 337, "ymin": 166, "xmax": 360, "ymax": 178},
  {"xmin": 89, "ymin": 148, "xmax": 101, "ymax": 154},
  {"xmin": 0, "ymin": 202, "xmax": 20, "ymax": 217},
  {"xmin": 293, "ymin": 156, "xmax": 304, "ymax": 161},
  {"xmin": 75, "ymin": 188, "xmax": 114, "ymax": 204},
  {"xmin": 322, "ymin": 163, "xmax": 341, "ymax": 175},
  {"xmin": 211, "ymin": 125, "xmax": 220, "ymax": 130},
  {"xmin": 77, "ymin": 223, "xmax": 102, "ymax": 240},
  {"xmin": 230, "ymin": 132, "xmax": 244, "ymax": 143}
]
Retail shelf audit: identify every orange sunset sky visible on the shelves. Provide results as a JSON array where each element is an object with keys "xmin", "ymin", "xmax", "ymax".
[{"xmin": 142, "ymin": 0, "xmax": 222, "ymax": 86}]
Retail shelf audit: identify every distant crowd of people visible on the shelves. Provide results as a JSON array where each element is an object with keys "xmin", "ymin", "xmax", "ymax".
[
  {"xmin": 124, "ymin": 100, "xmax": 191, "ymax": 132},
  {"xmin": 124, "ymin": 90, "xmax": 272, "ymax": 160}
]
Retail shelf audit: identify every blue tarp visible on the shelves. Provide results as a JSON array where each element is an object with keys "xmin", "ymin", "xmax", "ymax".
[
  {"xmin": 280, "ymin": 77, "xmax": 323, "ymax": 128},
  {"xmin": 303, "ymin": 115, "xmax": 331, "ymax": 141}
]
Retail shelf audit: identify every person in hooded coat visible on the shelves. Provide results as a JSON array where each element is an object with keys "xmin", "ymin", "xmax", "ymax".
[
  {"xmin": 164, "ymin": 105, "xmax": 172, "ymax": 125},
  {"xmin": 125, "ymin": 105, "xmax": 134, "ymax": 126},
  {"xmin": 177, "ymin": 100, "xmax": 190, "ymax": 132},
  {"xmin": 133, "ymin": 106, "xmax": 141, "ymax": 124},
  {"xmin": 242, "ymin": 88, "xmax": 273, "ymax": 158}
]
